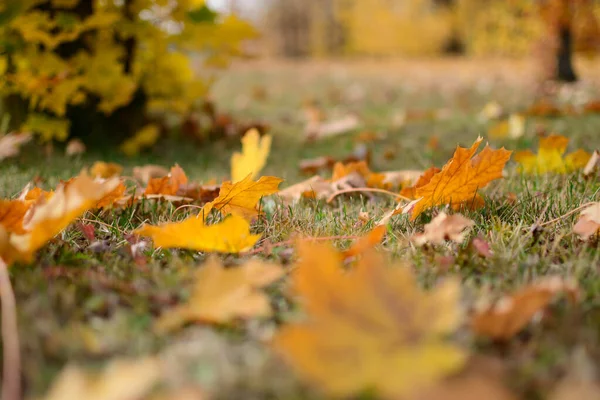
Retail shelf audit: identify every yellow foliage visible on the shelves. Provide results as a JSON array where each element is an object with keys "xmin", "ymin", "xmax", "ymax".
[{"xmin": 1, "ymin": 1, "xmax": 255, "ymax": 141}]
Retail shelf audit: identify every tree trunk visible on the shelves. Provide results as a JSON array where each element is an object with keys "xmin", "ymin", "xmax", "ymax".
[{"xmin": 556, "ymin": 26, "xmax": 578, "ymax": 82}]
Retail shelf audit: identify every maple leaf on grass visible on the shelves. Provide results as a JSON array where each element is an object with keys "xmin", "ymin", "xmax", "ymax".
[
  {"xmin": 343, "ymin": 225, "xmax": 386, "ymax": 258},
  {"xmin": 514, "ymin": 134, "xmax": 591, "ymax": 174},
  {"xmin": 231, "ymin": 129, "xmax": 272, "ymax": 183},
  {"xmin": 413, "ymin": 212, "xmax": 474, "ymax": 246},
  {"xmin": 471, "ymin": 277, "xmax": 579, "ymax": 341},
  {"xmin": 400, "ymin": 137, "xmax": 511, "ymax": 220},
  {"xmin": 8, "ymin": 173, "xmax": 120, "ymax": 263},
  {"xmin": 274, "ymin": 241, "xmax": 466, "ymax": 399},
  {"xmin": 208, "ymin": 175, "xmax": 283, "ymax": 220},
  {"xmin": 156, "ymin": 257, "xmax": 283, "ymax": 331},
  {"xmin": 135, "ymin": 214, "xmax": 260, "ymax": 254},
  {"xmin": 0, "ymin": 200, "xmax": 30, "ymax": 235},
  {"xmin": 144, "ymin": 164, "xmax": 188, "ymax": 196},
  {"xmin": 573, "ymin": 203, "xmax": 600, "ymax": 240}
]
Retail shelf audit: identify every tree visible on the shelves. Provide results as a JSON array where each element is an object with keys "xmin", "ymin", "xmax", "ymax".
[{"xmin": 0, "ymin": 0, "xmax": 255, "ymax": 144}]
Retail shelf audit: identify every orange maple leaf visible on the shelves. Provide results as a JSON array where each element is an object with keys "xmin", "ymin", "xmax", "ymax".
[
  {"xmin": 0, "ymin": 200, "xmax": 31, "ymax": 235},
  {"xmin": 274, "ymin": 242, "xmax": 465, "ymax": 398},
  {"xmin": 406, "ymin": 137, "xmax": 511, "ymax": 219},
  {"xmin": 96, "ymin": 182, "xmax": 127, "ymax": 209},
  {"xmin": 7, "ymin": 173, "xmax": 120, "ymax": 263},
  {"xmin": 207, "ymin": 175, "xmax": 283, "ymax": 220},
  {"xmin": 343, "ymin": 225, "xmax": 386, "ymax": 258},
  {"xmin": 156, "ymin": 257, "xmax": 283, "ymax": 331},
  {"xmin": 400, "ymin": 166, "xmax": 441, "ymax": 199},
  {"xmin": 144, "ymin": 165, "xmax": 188, "ymax": 196}
]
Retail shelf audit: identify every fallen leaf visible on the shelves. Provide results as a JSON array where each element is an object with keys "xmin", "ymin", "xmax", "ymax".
[
  {"xmin": 413, "ymin": 213, "xmax": 474, "ymax": 246},
  {"xmin": 0, "ymin": 200, "xmax": 30, "ymax": 234},
  {"xmin": 343, "ymin": 225, "xmax": 386, "ymax": 258},
  {"xmin": 135, "ymin": 214, "xmax": 260, "ymax": 254},
  {"xmin": 400, "ymin": 167, "xmax": 441, "ymax": 199},
  {"xmin": 277, "ymin": 176, "xmax": 335, "ymax": 205},
  {"xmin": 488, "ymin": 114, "xmax": 525, "ymax": 140},
  {"xmin": 274, "ymin": 242, "xmax": 465, "ymax": 398},
  {"xmin": 156, "ymin": 257, "xmax": 283, "ymax": 330},
  {"xmin": 208, "ymin": 175, "xmax": 282, "ymax": 220},
  {"xmin": 96, "ymin": 182, "xmax": 127, "ymax": 209},
  {"xmin": 231, "ymin": 129, "xmax": 272, "ymax": 183},
  {"xmin": 133, "ymin": 165, "xmax": 169, "ymax": 184},
  {"xmin": 471, "ymin": 237, "xmax": 493, "ymax": 258},
  {"xmin": 9, "ymin": 172, "xmax": 120, "ymax": 262},
  {"xmin": 471, "ymin": 276, "xmax": 579, "ymax": 341},
  {"xmin": 65, "ymin": 139, "xmax": 86, "ymax": 156},
  {"xmin": 0, "ymin": 132, "xmax": 32, "ymax": 161},
  {"xmin": 403, "ymin": 137, "xmax": 511, "ymax": 219},
  {"xmin": 299, "ymin": 156, "xmax": 336, "ymax": 175},
  {"xmin": 573, "ymin": 202, "xmax": 600, "ymax": 240},
  {"xmin": 514, "ymin": 135, "xmax": 591, "ymax": 174},
  {"xmin": 41, "ymin": 357, "xmax": 161, "ymax": 400},
  {"xmin": 90, "ymin": 162, "xmax": 123, "ymax": 179},
  {"xmin": 583, "ymin": 150, "xmax": 600, "ymax": 177},
  {"xmin": 306, "ymin": 114, "xmax": 360, "ymax": 140},
  {"xmin": 144, "ymin": 165, "xmax": 188, "ymax": 196}
]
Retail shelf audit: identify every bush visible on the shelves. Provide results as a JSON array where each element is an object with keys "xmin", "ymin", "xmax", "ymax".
[{"xmin": 0, "ymin": 0, "xmax": 255, "ymax": 145}]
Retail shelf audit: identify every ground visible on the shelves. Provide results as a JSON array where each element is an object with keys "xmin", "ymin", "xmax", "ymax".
[{"xmin": 4, "ymin": 59, "xmax": 600, "ymax": 399}]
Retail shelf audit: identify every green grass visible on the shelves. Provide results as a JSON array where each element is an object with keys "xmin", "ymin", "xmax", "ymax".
[{"xmin": 4, "ymin": 61, "xmax": 600, "ymax": 399}]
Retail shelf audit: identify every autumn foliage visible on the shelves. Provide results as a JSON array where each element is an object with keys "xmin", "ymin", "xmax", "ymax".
[{"xmin": 0, "ymin": 0, "xmax": 254, "ymax": 143}]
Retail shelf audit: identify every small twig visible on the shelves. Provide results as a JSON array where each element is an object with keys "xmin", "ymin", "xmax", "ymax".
[
  {"xmin": 529, "ymin": 202, "xmax": 597, "ymax": 230},
  {"xmin": 0, "ymin": 257, "xmax": 21, "ymax": 400},
  {"xmin": 326, "ymin": 188, "xmax": 411, "ymax": 204},
  {"xmin": 242, "ymin": 234, "xmax": 362, "ymax": 256}
]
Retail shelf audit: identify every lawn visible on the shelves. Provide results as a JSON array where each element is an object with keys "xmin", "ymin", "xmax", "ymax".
[{"xmin": 4, "ymin": 59, "xmax": 600, "ymax": 399}]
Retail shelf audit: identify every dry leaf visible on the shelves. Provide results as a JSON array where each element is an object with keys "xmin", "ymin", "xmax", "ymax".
[
  {"xmin": 471, "ymin": 277, "xmax": 579, "ymax": 341},
  {"xmin": 96, "ymin": 182, "xmax": 127, "ymax": 209},
  {"xmin": 274, "ymin": 242, "xmax": 465, "ymax": 399},
  {"xmin": 573, "ymin": 202, "xmax": 600, "ymax": 240},
  {"xmin": 0, "ymin": 200, "xmax": 31, "ymax": 235},
  {"xmin": 306, "ymin": 114, "xmax": 360, "ymax": 140},
  {"xmin": 133, "ymin": 165, "xmax": 169, "ymax": 184},
  {"xmin": 343, "ymin": 225, "xmax": 386, "ymax": 258},
  {"xmin": 65, "ymin": 138, "xmax": 86, "ymax": 156},
  {"xmin": 207, "ymin": 175, "xmax": 282, "ymax": 220},
  {"xmin": 514, "ymin": 135, "xmax": 591, "ymax": 175},
  {"xmin": 231, "ymin": 129, "xmax": 272, "ymax": 183},
  {"xmin": 299, "ymin": 156, "xmax": 336, "ymax": 175},
  {"xmin": 9, "ymin": 172, "xmax": 120, "ymax": 263},
  {"xmin": 583, "ymin": 150, "xmax": 600, "ymax": 177},
  {"xmin": 144, "ymin": 165, "xmax": 188, "ymax": 196},
  {"xmin": 471, "ymin": 237, "xmax": 493, "ymax": 258},
  {"xmin": 156, "ymin": 257, "xmax": 283, "ymax": 331},
  {"xmin": 402, "ymin": 137, "xmax": 511, "ymax": 220},
  {"xmin": 135, "ymin": 214, "xmax": 260, "ymax": 254},
  {"xmin": 400, "ymin": 166, "xmax": 441, "ymax": 199},
  {"xmin": 90, "ymin": 162, "xmax": 123, "ymax": 179},
  {"xmin": 277, "ymin": 176, "xmax": 335, "ymax": 205},
  {"xmin": 488, "ymin": 114, "xmax": 525, "ymax": 140},
  {"xmin": 0, "ymin": 132, "xmax": 32, "ymax": 161},
  {"xmin": 413, "ymin": 213, "xmax": 474, "ymax": 246},
  {"xmin": 41, "ymin": 357, "xmax": 161, "ymax": 400}
]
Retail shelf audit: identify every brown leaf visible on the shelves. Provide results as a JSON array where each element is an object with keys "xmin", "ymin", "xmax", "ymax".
[
  {"xmin": 413, "ymin": 213, "xmax": 474, "ymax": 246},
  {"xmin": 144, "ymin": 165, "xmax": 188, "ymax": 196},
  {"xmin": 133, "ymin": 164, "xmax": 169, "ymax": 184},
  {"xmin": 573, "ymin": 203, "xmax": 600, "ymax": 240},
  {"xmin": 471, "ymin": 277, "xmax": 579, "ymax": 341}
]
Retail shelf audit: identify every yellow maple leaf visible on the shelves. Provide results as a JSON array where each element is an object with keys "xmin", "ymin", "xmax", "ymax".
[
  {"xmin": 514, "ymin": 135, "xmax": 591, "ymax": 174},
  {"xmin": 231, "ymin": 129, "xmax": 272, "ymax": 183},
  {"xmin": 135, "ymin": 214, "xmax": 260, "ymax": 254},
  {"xmin": 7, "ymin": 173, "xmax": 120, "ymax": 263},
  {"xmin": 90, "ymin": 161, "xmax": 123, "ymax": 179},
  {"xmin": 156, "ymin": 257, "xmax": 283, "ymax": 331},
  {"xmin": 407, "ymin": 137, "xmax": 511, "ymax": 220},
  {"xmin": 207, "ymin": 175, "xmax": 283, "ymax": 220},
  {"xmin": 274, "ymin": 242, "xmax": 466, "ymax": 399}
]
